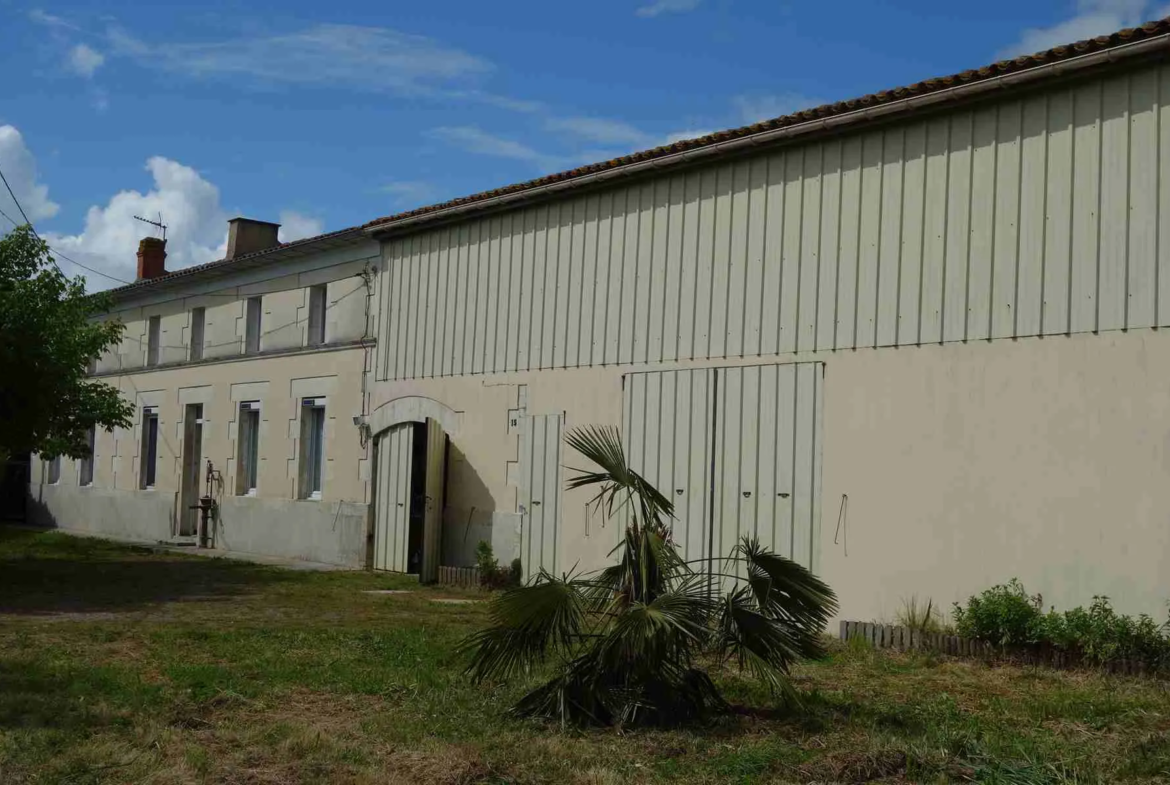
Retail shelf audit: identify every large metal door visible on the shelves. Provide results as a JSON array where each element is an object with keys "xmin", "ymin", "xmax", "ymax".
[
  {"xmin": 373, "ymin": 424, "xmax": 413, "ymax": 572},
  {"xmin": 622, "ymin": 362, "xmax": 824, "ymax": 571},
  {"xmin": 622, "ymin": 369, "xmax": 716, "ymax": 561},
  {"xmin": 519, "ymin": 413, "xmax": 563, "ymax": 581},
  {"xmin": 420, "ymin": 417, "xmax": 447, "ymax": 584}
]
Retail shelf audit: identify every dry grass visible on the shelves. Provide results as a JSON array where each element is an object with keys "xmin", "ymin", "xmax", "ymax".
[{"xmin": 3, "ymin": 528, "xmax": 1170, "ymax": 783}]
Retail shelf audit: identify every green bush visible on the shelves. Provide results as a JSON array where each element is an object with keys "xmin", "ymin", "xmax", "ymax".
[
  {"xmin": 952, "ymin": 579, "xmax": 1042, "ymax": 647},
  {"xmin": 475, "ymin": 541, "xmax": 519, "ymax": 591},
  {"xmin": 954, "ymin": 580, "xmax": 1170, "ymax": 669}
]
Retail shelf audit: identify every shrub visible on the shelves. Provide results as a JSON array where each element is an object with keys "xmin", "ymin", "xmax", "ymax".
[
  {"xmin": 952, "ymin": 579, "xmax": 1042, "ymax": 647},
  {"xmin": 475, "ymin": 541, "xmax": 518, "ymax": 591},
  {"xmin": 896, "ymin": 595, "xmax": 948, "ymax": 635}
]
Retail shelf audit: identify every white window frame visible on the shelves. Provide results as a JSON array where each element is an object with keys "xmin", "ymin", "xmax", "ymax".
[
  {"xmin": 236, "ymin": 401, "xmax": 261, "ymax": 496},
  {"xmin": 307, "ymin": 285, "xmax": 327, "ymax": 347},
  {"xmin": 298, "ymin": 398, "xmax": 326, "ymax": 500},
  {"xmin": 140, "ymin": 406, "xmax": 159, "ymax": 490},
  {"xmin": 189, "ymin": 307, "xmax": 205, "ymax": 362},
  {"xmin": 78, "ymin": 427, "xmax": 95, "ymax": 487},
  {"xmin": 245, "ymin": 297, "xmax": 262, "ymax": 355},
  {"xmin": 146, "ymin": 316, "xmax": 161, "ymax": 366},
  {"xmin": 46, "ymin": 455, "xmax": 61, "ymax": 485}
]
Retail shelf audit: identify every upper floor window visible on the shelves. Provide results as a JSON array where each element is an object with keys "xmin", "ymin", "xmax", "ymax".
[
  {"xmin": 189, "ymin": 307, "xmax": 205, "ymax": 362},
  {"xmin": 245, "ymin": 297, "xmax": 262, "ymax": 355},
  {"xmin": 140, "ymin": 407, "xmax": 159, "ymax": 489},
  {"xmin": 307, "ymin": 285, "xmax": 327, "ymax": 347},
  {"xmin": 146, "ymin": 316, "xmax": 161, "ymax": 366}
]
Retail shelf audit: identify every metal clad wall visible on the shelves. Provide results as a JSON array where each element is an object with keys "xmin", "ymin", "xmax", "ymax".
[
  {"xmin": 520, "ymin": 413, "xmax": 563, "ymax": 581},
  {"xmin": 380, "ymin": 64, "xmax": 1170, "ymax": 381},
  {"xmin": 623, "ymin": 363, "xmax": 822, "ymax": 570},
  {"xmin": 373, "ymin": 424, "xmax": 412, "ymax": 572}
]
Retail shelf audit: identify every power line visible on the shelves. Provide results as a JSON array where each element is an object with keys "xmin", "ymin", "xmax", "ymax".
[{"xmin": 0, "ymin": 163, "xmax": 131, "ymax": 285}]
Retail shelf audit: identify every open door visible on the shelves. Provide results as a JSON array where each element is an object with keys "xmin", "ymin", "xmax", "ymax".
[
  {"xmin": 373, "ymin": 424, "xmax": 413, "ymax": 572},
  {"xmin": 419, "ymin": 417, "xmax": 447, "ymax": 583}
]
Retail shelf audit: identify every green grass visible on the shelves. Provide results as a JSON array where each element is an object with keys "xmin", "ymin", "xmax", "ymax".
[{"xmin": 2, "ymin": 528, "xmax": 1170, "ymax": 783}]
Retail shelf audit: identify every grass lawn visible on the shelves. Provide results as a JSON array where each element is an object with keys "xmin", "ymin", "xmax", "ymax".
[{"xmin": 1, "ymin": 528, "xmax": 1169, "ymax": 784}]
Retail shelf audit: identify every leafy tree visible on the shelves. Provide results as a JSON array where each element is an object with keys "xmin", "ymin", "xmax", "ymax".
[
  {"xmin": 0, "ymin": 225, "xmax": 133, "ymax": 462},
  {"xmin": 461, "ymin": 425, "xmax": 837, "ymax": 728}
]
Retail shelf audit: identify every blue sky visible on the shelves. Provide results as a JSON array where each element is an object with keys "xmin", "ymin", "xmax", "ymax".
[{"xmin": 0, "ymin": 0, "xmax": 1165, "ymax": 288}]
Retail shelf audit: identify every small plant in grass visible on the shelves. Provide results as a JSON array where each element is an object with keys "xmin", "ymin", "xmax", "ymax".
[
  {"xmin": 460, "ymin": 425, "xmax": 838, "ymax": 728},
  {"xmin": 896, "ymin": 596, "xmax": 949, "ymax": 635},
  {"xmin": 474, "ymin": 541, "xmax": 518, "ymax": 591}
]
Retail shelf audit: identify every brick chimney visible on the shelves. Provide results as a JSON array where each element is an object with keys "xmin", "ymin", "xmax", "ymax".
[
  {"xmin": 136, "ymin": 237, "xmax": 167, "ymax": 280},
  {"xmin": 226, "ymin": 217, "xmax": 281, "ymax": 259}
]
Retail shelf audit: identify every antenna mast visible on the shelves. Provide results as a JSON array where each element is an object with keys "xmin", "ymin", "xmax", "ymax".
[{"xmin": 133, "ymin": 212, "xmax": 167, "ymax": 241}]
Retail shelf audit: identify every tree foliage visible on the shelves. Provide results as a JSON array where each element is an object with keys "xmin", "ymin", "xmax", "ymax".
[
  {"xmin": 461, "ymin": 425, "xmax": 838, "ymax": 728},
  {"xmin": 0, "ymin": 225, "xmax": 133, "ymax": 461}
]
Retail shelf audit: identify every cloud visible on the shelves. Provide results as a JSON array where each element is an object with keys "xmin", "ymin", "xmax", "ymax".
[
  {"xmin": 997, "ymin": 0, "xmax": 1155, "ymax": 58},
  {"xmin": 105, "ymin": 23, "xmax": 493, "ymax": 95},
  {"xmin": 27, "ymin": 9, "xmax": 81, "ymax": 32},
  {"xmin": 44, "ymin": 157, "xmax": 228, "ymax": 288},
  {"xmin": 67, "ymin": 43, "xmax": 104, "ymax": 78},
  {"xmin": 733, "ymin": 93, "xmax": 823, "ymax": 125},
  {"xmin": 277, "ymin": 210, "xmax": 323, "ymax": 242},
  {"xmin": 381, "ymin": 180, "xmax": 439, "ymax": 208},
  {"xmin": 544, "ymin": 116, "xmax": 653, "ymax": 147},
  {"xmin": 431, "ymin": 126, "xmax": 563, "ymax": 170},
  {"xmin": 0, "ymin": 126, "xmax": 60, "ymax": 224},
  {"xmin": 636, "ymin": 0, "xmax": 702, "ymax": 17}
]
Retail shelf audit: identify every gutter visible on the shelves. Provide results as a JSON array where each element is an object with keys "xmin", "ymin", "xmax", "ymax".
[{"xmin": 366, "ymin": 32, "xmax": 1170, "ymax": 238}]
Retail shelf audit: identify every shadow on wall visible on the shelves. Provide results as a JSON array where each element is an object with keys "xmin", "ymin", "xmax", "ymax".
[
  {"xmin": 0, "ymin": 525, "xmax": 290, "ymax": 615},
  {"xmin": 442, "ymin": 443, "xmax": 497, "ymax": 567}
]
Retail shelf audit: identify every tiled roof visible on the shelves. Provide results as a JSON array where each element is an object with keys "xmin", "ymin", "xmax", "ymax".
[
  {"xmin": 363, "ymin": 16, "xmax": 1170, "ymax": 232},
  {"xmin": 107, "ymin": 226, "xmax": 365, "ymax": 297}
]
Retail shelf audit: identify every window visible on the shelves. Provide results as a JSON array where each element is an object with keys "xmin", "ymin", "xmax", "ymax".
[
  {"xmin": 298, "ymin": 398, "xmax": 325, "ymax": 499},
  {"xmin": 78, "ymin": 427, "xmax": 95, "ymax": 487},
  {"xmin": 245, "ymin": 297, "xmax": 262, "ymax": 354},
  {"xmin": 46, "ymin": 455, "xmax": 60, "ymax": 485},
  {"xmin": 146, "ymin": 316, "xmax": 161, "ymax": 366},
  {"xmin": 236, "ymin": 402, "xmax": 261, "ymax": 495},
  {"xmin": 140, "ymin": 407, "xmax": 159, "ymax": 489},
  {"xmin": 307, "ymin": 285, "xmax": 327, "ymax": 347},
  {"xmin": 189, "ymin": 307, "xmax": 205, "ymax": 361}
]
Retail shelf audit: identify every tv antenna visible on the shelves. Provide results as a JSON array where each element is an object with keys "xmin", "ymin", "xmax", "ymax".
[{"xmin": 133, "ymin": 212, "xmax": 167, "ymax": 241}]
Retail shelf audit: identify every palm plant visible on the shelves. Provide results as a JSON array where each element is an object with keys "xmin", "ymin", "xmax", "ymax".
[{"xmin": 460, "ymin": 425, "xmax": 837, "ymax": 728}]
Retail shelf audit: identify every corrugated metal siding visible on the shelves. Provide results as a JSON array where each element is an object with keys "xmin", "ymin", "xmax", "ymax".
[
  {"xmin": 380, "ymin": 63, "xmax": 1170, "ymax": 381},
  {"xmin": 373, "ymin": 424, "xmax": 412, "ymax": 572},
  {"xmin": 623, "ymin": 362, "xmax": 823, "ymax": 570}
]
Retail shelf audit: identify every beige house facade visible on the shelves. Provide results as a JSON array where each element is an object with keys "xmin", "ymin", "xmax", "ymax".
[{"xmin": 30, "ymin": 20, "xmax": 1170, "ymax": 621}]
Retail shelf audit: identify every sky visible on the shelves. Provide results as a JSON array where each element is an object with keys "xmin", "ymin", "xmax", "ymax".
[{"xmin": 0, "ymin": 0, "xmax": 1167, "ymax": 290}]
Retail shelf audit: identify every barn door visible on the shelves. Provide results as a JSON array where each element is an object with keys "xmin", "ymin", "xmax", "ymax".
[
  {"xmin": 622, "ymin": 362, "xmax": 824, "ymax": 573},
  {"xmin": 622, "ymin": 368, "xmax": 716, "ymax": 562},
  {"xmin": 519, "ymin": 413, "xmax": 563, "ymax": 582},
  {"xmin": 373, "ymin": 424, "xmax": 413, "ymax": 572},
  {"xmin": 419, "ymin": 417, "xmax": 447, "ymax": 584}
]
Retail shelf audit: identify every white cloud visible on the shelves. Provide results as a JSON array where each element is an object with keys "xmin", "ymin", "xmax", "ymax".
[
  {"xmin": 277, "ymin": 210, "xmax": 323, "ymax": 243},
  {"xmin": 27, "ymin": 9, "xmax": 80, "ymax": 32},
  {"xmin": 67, "ymin": 43, "xmax": 104, "ymax": 78},
  {"xmin": 997, "ymin": 0, "xmax": 1155, "ymax": 59},
  {"xmin": 45, "ymin": 157, "xmax": 228, "ymax": 288},
  {"xmin": 105, "ymin": 23, "xmax": 492, "ymax": 95},
  {"xmin": 431, "ymin": 126, "xmax": 563, "ymax": 171},
  {"xmin": 733, "ymin": 93, "xmax": 823, "ymax": 125},
  {"xmin": 636, "ymin": 0, "xmax": 702, "ymax": 18},
  {"xmin": 381, "ymin": 180, "xmax": 439, "ymax": 209},
  {"xmin": 0, "ymin": 125, "xmax": 59, "ymax": 224},
  {"xmin": 544, "ymin": 116, "xmax": 652, "ymax": 147}
]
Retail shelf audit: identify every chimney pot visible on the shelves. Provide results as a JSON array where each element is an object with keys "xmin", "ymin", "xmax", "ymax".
[
  {"xmin": 136, "ymin": 237, "xmax": 167, "ymax": 280},
  {"xmin": 226, "ymin": 217, "xmax": 281, "ymax": 260}
]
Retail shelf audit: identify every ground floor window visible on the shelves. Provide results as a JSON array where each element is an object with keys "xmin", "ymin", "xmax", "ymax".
[
  {"xmin": 237, "ymin": 402, "xmax": 260, "ymax": 495},
  {"xmin": 140, "ymin": 407, "xmax": 159, "ymax": 489},
  {"xmin": 78, "ymin": 427, "xmax": 95, "ymax": 486},
  {"xmin": 46, "ymin": 455, "xmax": 60, "ymax": 485},
  {"xmin": 299, "ymin": 398, "xmax": 325, "ymax": 499}
]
